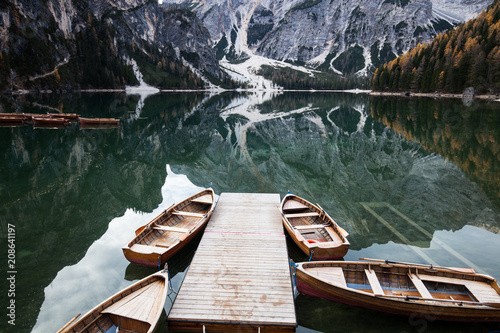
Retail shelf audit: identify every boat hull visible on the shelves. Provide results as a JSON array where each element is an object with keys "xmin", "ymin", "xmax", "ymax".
[{"xmin": 295, "ymin": 261, "xmax": 500, "ymax": 322}]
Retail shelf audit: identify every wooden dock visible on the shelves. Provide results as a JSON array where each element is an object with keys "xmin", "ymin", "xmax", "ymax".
[{"xmin": 168, "ymin": 193, "xmax": 297, "ymax": 332}]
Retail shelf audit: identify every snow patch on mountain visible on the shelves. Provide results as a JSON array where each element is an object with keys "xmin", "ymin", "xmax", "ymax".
[
  {"xmin": 220, "ymin": 54, "xmax": 319, "ymax": 90},
  {"xmin": 431, "ymin": 0, "xmax": 489, "ymax": 22}
]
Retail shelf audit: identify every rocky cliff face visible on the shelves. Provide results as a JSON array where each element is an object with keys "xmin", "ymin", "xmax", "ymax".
[
  {"xmin": 166, "ymin": 0, "xmax": 493, "ymax": 76},
  {"xmin": 0, "ymin": 0, "xmax": 226, "ymax": 91}
]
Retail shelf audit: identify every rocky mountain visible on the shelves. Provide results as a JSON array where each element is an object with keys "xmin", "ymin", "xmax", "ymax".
[
  {"xmin": 0, "ymin": 0, "xmax": 494, "ymax": 91},
  {"xmin": 0, "ymin": 0, "xmax": 229, "ymax": 91},
  {"xmin": 164, "ymin": 0, "xmax": 493, "ymax": 81}
]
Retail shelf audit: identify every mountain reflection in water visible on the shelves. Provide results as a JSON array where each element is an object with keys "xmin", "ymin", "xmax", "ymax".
[{"xmin": 0, "ymin": 92, "xmax": 498, "ymax": 333}]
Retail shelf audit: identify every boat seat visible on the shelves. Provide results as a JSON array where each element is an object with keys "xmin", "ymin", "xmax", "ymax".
[
  {"xmin": 153, "ymin": 225, "xmax": 190, "ymax": 233},
  {"xmin": 365, "ymin": 269, "xmax": 384, "ymax": 296},
  {"xmin": 130, "ymin": 244, "xmax": 167, "ymax": 255},
  {"xmin": 294, "ymin": 224, "xmax": 327, "ymax": 230},
  {"xmin": 408, "ymin": 273, "xmax": 433, "ymax": 299},
  {"xmin": 172, "ymin": 211, "xmax": 205, "ymax": 218},
  {"xmin": 285, "ymin": 212, "xmax": 320, "ymax": 218},
  {"xmin": 191, "ymin": 195, "xmax": 213, "ymax": 205},
  {"xmin": 309, "ymin": 267, "xmax": 347, "ymax": 288}
]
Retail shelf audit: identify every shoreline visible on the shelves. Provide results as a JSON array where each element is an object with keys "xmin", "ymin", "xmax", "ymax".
[
  {"xmin": 369, "ymin": 91, "xmax": 500, "ymax": 102},
  {"xmin": 2, "ymin": 88, "xmax": 499, "ymax": 102}
]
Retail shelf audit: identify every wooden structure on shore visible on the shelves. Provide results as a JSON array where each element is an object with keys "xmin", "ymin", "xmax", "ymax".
[{"xmin": 168, "ymin": 193, "xmax": 297, "ymax": 332}]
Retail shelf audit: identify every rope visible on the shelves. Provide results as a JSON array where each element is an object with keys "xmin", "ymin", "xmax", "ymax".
[
  {"xmin": 309, "ymin": 250, "xmax": 314, "ymax": 262},
  {"xmin": 290, "ymin": 260, "xmax": 298, "ymax": 290},
  {"xmin": 164, "ymin": 263, "xmax": 177, "ymax": 296}
]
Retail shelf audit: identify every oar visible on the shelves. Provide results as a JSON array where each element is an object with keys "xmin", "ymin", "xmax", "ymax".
[
  {"xmin": 358, "ymin": 258, "xmax": 476, "ymax": 274},
  {"xmin": 56, "ymin": 313, "xmax": 80, "ymax": 333}
]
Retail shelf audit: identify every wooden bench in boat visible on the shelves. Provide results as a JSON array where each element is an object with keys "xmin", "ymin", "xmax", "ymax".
[
  {"xmin": 130, "ymin": 244, "xmax": 168, "ymax": 254},
  {"xmin": 325, "ymin": 227, "xmax": 343, "ymax": 243},
  {"xmin": 285, "ymin": 212, "xmax": 320, "ymax": 218},
  {"xmin": 153, "ymin": 225, "xmax": 190, "ymax": 233},
  {"xmin": 294, "ymin": 224, "xmax": 327, "ymax": 230},
  {"xmin": 172, "ymin": 211, "xmax": 206, "ymax": 218},
  {"xmin": 311, "ymin": 266, "xmax": 347, "ymax": 288},
  {"xmin": 102, "ymin": 280, "xmax": 164, "ymax": 331},
  {"xmin": 418, "ymin": 274, "xmax": 500, "ymax": 304},
  {"xmin": 408, "ymin": 273, "xmax": 433, "ymax": 299},
  {"xmin": 190, "ymin": 195, "xmax": 213, "ymax": 205},
  {"xmin": 365, "ymin": 269, "xmax": 384, "ymax": 296},
  {"xmin": 283, "ymin": 200, "xmax": 309, "ymax": 211}
]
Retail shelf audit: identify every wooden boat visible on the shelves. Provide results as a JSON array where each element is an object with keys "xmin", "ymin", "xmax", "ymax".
[
  {"xmin": 123, "ymin": 188, "xmax": 216, "ymax": 267},
  {"xmin": 79, "ymin": 117, "xmax": 120, "ymax": 126},
  {"xmin": 58, "ymin": 267, "xmax": 169, "ymax": 333},
  {"xmin": 0, "ymin": 115, "xmax": 26, "ymax": 125},
  {"xmin": 23, "ymin": 113, "xmax": 52, "ymax": 122},
  {"xmin": 280, "ymin": 193, "xmax": 349, "ymax": 260},
  {"xmin": 32, "ymin": 116, "xmax": 69, "ymax": 127},
  {"xmin": 48, "ymin": 113, "xmax": 80, "ymax": 120},
  {"xmin": 294, "ymin": 259, "xmax": 500, "ymax": 322}
]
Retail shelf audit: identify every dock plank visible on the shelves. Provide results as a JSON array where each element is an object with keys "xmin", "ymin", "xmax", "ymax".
[{"xmin": 168, "ymin": 193, "xmax": 297, "ymax": 331}]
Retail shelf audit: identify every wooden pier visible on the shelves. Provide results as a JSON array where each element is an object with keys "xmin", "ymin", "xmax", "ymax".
[{"xmin": 168, "ymin": 193, "xmax": 297, "ymax": 332}]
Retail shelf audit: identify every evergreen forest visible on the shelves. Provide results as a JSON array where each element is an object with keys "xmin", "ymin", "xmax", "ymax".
[{"xmin": 372, "ymin": 0, "xmax": 500, "ymax": 94}]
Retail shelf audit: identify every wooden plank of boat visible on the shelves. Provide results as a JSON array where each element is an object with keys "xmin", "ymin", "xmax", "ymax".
[
  {"xmin": 282, "ymin": 198, "xmax": 309, "ymax": 211},
  {"xmin": 153, "ymin": 225, "xmax": 190, "ymax": 233},
  {"xmin": 172, "ymin": 211, "xmax": 206, "ymax": 218},
  {"xmin": 48, "ymin": 113, "xmax": 79, "ymax": 120},
  {"xmin": 79, "ymin": 117, "xmax": 120, "ymax": 125},
  {"xmin": 0, "ymin": 116, "xmax": 25, "ymax": 125},
  {"xmin": 284, "ymin": 212, "xmax": 320, "ymax": 218},
  {"xmin": 295, "ymin": 260, "xmax": 500, "ymax": 321},
  {"xmin": 59, "ymin": 268, "xmax": 169, "ymax": 333},
  {"xmin": 191, "ymin": 194, "xmax": 214, "ymax": 205},
  {"xmin": 122, "ymin": 188, "xmax": 216, "ymax": 267},
  {"xmin": 408, "ymin": 273, "xmax": 434, "ymax": 299},
  {"xmin": 281, "ymin": 193, "xmax": 349, "ymax": 260},
  {"xmin": 32, "ymin": 117, "xmax": 69, "ymax": 127},
  {"xmin": 294, "ymin": 224, "xmax": 327, "ymax": 230},
  {"xmin": 0, "ymin": 113, "xmax": 27, "ymax": 118},
  {"xmin": 364, "ymin": 269, "xmax": 384, "ymax": 296},
  {"xmin": 129, "ymin": 244, "xmax": 168, "ymax": 254}
]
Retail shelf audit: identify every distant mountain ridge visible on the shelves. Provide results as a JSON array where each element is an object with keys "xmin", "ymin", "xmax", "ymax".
[
  {"xmin": 0, "ymin": 0, "xmax": 494, "ymax": 91},
  {"xmin": 164, "ymin": 0, "xmax": 492, "ymax": 75}
]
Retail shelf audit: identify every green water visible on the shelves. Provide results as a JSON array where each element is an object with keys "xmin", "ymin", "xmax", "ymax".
[{"xmin": 0, "ymin": 92, "xmax": 499, "ymax": 333}]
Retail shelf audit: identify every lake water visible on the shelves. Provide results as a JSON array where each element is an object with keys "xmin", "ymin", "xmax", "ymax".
[{"xmin": 0, "ymin": 92, "xmax": 499, "ymax": 333}]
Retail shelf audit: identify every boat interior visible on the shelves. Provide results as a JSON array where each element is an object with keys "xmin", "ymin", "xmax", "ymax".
[
  {"xmin": 282, "ymin": 198, "xmax": 342, "ymax": 244},
  {"xmin": 130, "ymin": 193, "xmax": 213, "ymax": 249}
]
